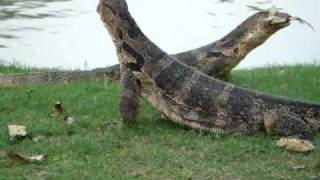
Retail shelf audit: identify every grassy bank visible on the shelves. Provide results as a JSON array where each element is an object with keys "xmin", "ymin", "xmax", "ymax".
[
  {"xmin": 0, "ymin": 61, "xmax": 60, "ymax": 74},
  {"xmin": 0, "ymin": 64, "xmax": 319, "ymax": 179}
]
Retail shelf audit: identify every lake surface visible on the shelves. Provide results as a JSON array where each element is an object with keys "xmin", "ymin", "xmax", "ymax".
[{"xmin": 0, "ymin": 0, "xmax": 319, "ymax": 70}]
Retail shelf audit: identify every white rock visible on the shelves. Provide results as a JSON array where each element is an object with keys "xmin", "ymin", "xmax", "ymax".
[{"xmin": 8, "ymin": 125, "xmax": 27, "ymax": 139}]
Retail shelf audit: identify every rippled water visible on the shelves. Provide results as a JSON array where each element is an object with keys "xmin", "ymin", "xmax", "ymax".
[{"xmin": 0, "ymin": 0, "xmax": 319, "ymax": 69}]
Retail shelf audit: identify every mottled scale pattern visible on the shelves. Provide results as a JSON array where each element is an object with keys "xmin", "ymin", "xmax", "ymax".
[
  {"xmin": 97, "ymin": 0, "xmax": 320, "ymax": 139},
  {"xmin": 264, "ymin": 110, "xmax": 315, "ymax": 140}
]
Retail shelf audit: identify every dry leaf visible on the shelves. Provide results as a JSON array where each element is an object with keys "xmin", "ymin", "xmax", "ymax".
[
  {"xmin": 291, "ymin": 165, "xmax": 305, "ymax": 171},
  {"xmin": 0, "ymin": 150, "xmax": 7, "ymax": 158},
  {"xmin": 64, "ymin": 116, "xmax": 75, "ymax": 125},
  {"xmin": 128, "ymin": 168, "xmax": 147, "ymax": 176},
  {"xmin": 8, "ymin": 125, "xmax": 27, "ymax": 140},
  {"xmin": 315, "ymin": 161, "xmax": 320, "ymax": 171},
  {"xmin": 246, "ymin": 5, "xmax": 283, "ymax": 15},
  {"xmin": 50, "ymin": 101, "xmax": 63, "ymax": 117},
  {"xmin": 32, "ymin": 135, "xmax": 47, "ymax": 142},
  {"xmin": 8, "ymin": 152, "xmax": 25, "ymax": 162},
  {"xmin": 180, "ymin": 146, "xmax": 187, "ymax": 152},
  {"xmin": 8, "ymin": 152, "xmax": 46, "ymax": 163},
  {"xmin": 276, "ymin": 137, "xmax": 315, "ymax": 152},
  {"xmin": 34, "ymin": 170, "xmax": 49, "ymax": 177}
]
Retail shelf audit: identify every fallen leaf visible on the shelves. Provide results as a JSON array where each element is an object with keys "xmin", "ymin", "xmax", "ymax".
[
  {"xmin": 8, "ymin": 152, "xmax": 46, "ymax": 163},
  {"xmin": 64, "ymin": 116, "xmax": 75, "ymax": 125},
  {"xmin": 8, "ymin": 152, "xmax": 25, "ymax": 162},
  {"xmin": 50, "ymin": 101, "xmax": 63, "ymax": 117},
  {"xmin": 180, "ymin": 146, "xmax": 187, "ymax": 151},
  {"xmin": 0, "ymin": 150, "xmax": 7, "ymax": 158},
  {"xmin": 315, "ymin": 161, "xmax": 320, "ymax": 171},
  {"xmin": 291, "ymin": 165, "xmax": 305, "ymax": 171},
  {"xmin": 32, "ymin": 135, "xmax": 47, "ymax": 142},
  {"xmin": 34, "ymin": 170, "xmax": 49, "ymax": 177},
  {"xmin": 276, "ymin": 137, "xmax": 315, "ymax": 152},
  {"xmin": 246, "ymin": 5, "xmax": 282, "ymax": 14},
  {"xmin": 309, "ymin": 176, "xmax": 320, "ymax": 180},
  {"xmin": 8, "ymin": 125, "xmax": 27, "ymax": 140},
  {"xmin": 128, "ymin": 168, "xmax": 147, "ymax": 176}
]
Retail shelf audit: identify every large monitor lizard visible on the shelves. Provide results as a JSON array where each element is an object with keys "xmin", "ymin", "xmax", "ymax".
[{"xmin": 97, "ymin": 0, "xmax": 320, "ymax": 140}]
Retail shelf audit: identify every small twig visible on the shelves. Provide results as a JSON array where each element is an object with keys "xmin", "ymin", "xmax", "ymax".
[
  {"xmin": 247, "ymin": 5, "xmax": 283, "ymax": 14},
  {"xmin": 246, "ymin": 5, "xmax": 265, "ymax": 12}
]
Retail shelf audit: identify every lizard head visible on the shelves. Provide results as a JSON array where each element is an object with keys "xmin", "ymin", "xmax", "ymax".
[
  {"xmin": 246, "ymin": 6, "xmax": 291, "ymax": 30},
  {"xmin": 258, "ymin": 11, "xmax": 291, "ymax": 31},
  {"xmin": 237, "ymin": 11, "xmax": 291, "ymax": 51},
  {"xmin": 268, "ymin": 12, "xmax": 291, "ymax": 28},
  {"xmin": 97, "ymin": 0, "xmax": 129, "ymax": 24}
]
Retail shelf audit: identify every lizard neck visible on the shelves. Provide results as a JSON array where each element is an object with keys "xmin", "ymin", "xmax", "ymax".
[{"xmin": 97, "ymin": 0, "xmax": 166, "ymax": 72}]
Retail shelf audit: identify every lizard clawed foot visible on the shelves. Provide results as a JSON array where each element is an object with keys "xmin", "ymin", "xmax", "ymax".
[
  {"xmin": 263, "ymin": 109, "xmax": 316, "ymax": 140},
  {"xmin": 264, "ymin": 109, "xmax": 316, "ymax": 152}
]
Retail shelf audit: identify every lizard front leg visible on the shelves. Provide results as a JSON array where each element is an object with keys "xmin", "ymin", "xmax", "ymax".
[{"xmin": 119, "ymin": 64, "xmax": 140, "ymax": 126}]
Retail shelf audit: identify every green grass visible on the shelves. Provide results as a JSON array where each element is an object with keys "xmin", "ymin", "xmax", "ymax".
[
  {"xmin": 0, "ymin": 60, "xmax": 61, "ymax": 74},
  {"xmin": 0, "ymin": 63, "xmax": 32, "ymax": 74},
  {"xmin": 0, "ymin": 64, "xmax": 319, "ymax": 179}
]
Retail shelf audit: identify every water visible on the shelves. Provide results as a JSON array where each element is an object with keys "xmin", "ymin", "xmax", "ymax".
[{"xmin": 0, "ymin": 0, "xmax": 319, "ymax": 70}]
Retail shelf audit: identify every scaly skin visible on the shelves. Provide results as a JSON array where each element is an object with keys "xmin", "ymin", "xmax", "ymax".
[
  {"xmin": 175, "ymin": 11, "xmax": 291, "ymax": 79},
  {"xmin": 97, "ymin": 0, "xmax": 320, "ymax": 139}
]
